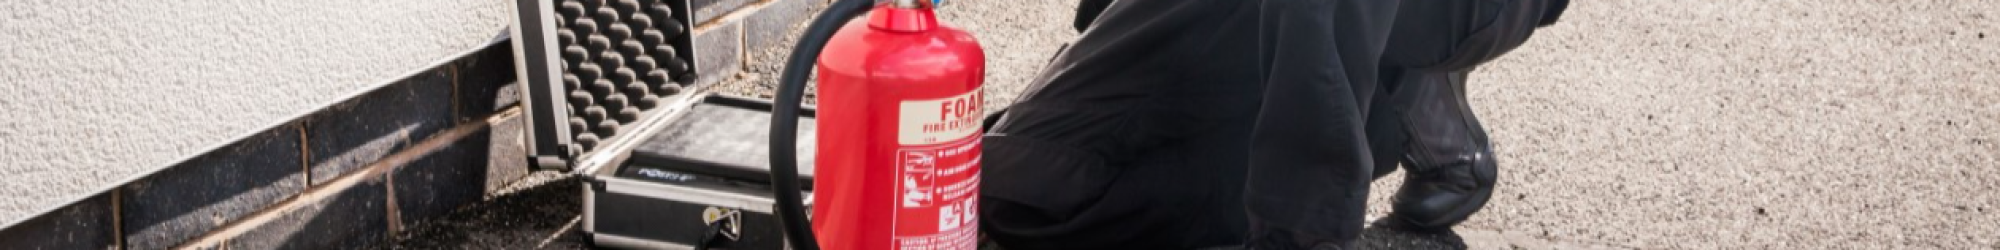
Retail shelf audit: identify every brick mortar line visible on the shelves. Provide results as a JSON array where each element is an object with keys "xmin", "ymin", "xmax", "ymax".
[
  {"xmin": 448, "ymin": 65, "xmax": 463, "ymax": 124},
  {"xmin": 385, "ymin": 165, "xmax": 403, "ymax": 235},
  {"xmin": 172, "ymin": 106, "xmax": 523, "ymax": 249},
  {"xmin": 692, "ymin": 0, "xmax": 778, "ymax": 32},
  {"xmin": 111, "ymin": 190, "xmax": 124, "ymax": 250},
  {"xmin": 298, "ymin": 125, "xmax": 312, "ymax": 197}
]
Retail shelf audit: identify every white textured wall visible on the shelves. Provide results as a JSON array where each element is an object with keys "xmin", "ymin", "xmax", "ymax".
[{"xmin": 0, "ymin": 0, "xmax": 511, "ymax": 224}]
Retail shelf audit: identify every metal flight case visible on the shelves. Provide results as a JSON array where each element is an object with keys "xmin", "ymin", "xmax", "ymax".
[
  {"xmin": 510, "ymin": 0, "xmax": 813, "ymax": 249},
  {"xmin": 584, "ymin": 94, "xmax": 816, "ymax": 249}
]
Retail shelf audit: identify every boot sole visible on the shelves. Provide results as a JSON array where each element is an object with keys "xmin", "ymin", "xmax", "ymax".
[{"xmin": 1393, "ymin": 159, "xmax": 1496, "ymax": 230}]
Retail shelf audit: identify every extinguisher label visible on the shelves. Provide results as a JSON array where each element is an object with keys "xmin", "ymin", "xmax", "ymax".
[
  {"xmin": 893, "ymin": 91, "xmax": 983, "ymax": 250},
  {"xmin": 898, "ymin": 91, "xmax": 984, "ymax": 144}
]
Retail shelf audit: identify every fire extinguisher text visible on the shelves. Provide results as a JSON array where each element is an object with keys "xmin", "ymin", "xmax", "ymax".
[{"xmin": 899, "ymin": 91, "xmax": 985, "ymax": 144}]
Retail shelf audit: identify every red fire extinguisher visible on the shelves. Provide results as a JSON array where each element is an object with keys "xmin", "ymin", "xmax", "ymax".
[{"xmin": 768, "ymin": 0, "xmax": 984, "ymax": 249}]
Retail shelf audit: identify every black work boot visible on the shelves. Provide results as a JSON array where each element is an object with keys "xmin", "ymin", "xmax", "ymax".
[
  {"xmin": 1385, "ymin": 71, "xmax": 1497, "ymax": 231},
  {"xmin": 1389, "ymin": 148, "xmax": 1496, "ymax": 230},
  {"xmin": 1374, "ymin": 0, "xmax": 1570, "ymax": 231}
]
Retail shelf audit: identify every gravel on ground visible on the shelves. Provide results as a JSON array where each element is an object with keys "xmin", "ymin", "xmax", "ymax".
[
  {"xmin": 375, "ymin": 171, "xmax": 586, "ymax": 250},
  {"xmin": 711, "ymin": 0, "xmax": 1076, "ymax": 111},
  {"xmin": 0, "ymin": 0, "xmax": 511, "ymax": 224},
  {"xmin": 1411, "ymin": 1, "xmax": 1999, "ymax": 249}
]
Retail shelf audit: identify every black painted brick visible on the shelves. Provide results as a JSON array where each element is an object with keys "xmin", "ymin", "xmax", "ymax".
[
  {"xmin": 390, "ymin": 128, "xmax": 495, "ymax": 225},
  {"xmin": 692, "ymin": 0, "xmax": 758, "ymax": 25},
  {"xmin": 745, "ymin": 0, "xmax": 820, "ymax": 53},
  {"xmin": 485, "ymin": 115, "xmax": 531, "ymax": 194},
  {"xmin": 121, "ymin": 126, "xmax": 307, "ymax": 249},
  {"xmin": 693, "ymin": 19, "xmax": 744, "ymax": 88},
  {"xmin": 220, "ymin": 175, "xmax": 390, "ymax": 250},
  {"xmin": 452, "ymin": 44, "xmax": 521, "ymax": 123},
  {"xmin": 0, "ymin": 193, "xmax": 115, "ymax": 250},
  {"xmin": 305, "ymin": 71, "xmax": 457, "ymax": 185}
]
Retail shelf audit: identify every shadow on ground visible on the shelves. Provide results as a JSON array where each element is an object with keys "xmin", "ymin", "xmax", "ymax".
[
  {"xmin": 1356, "ymin": 221, "xmax": 1470, "ymax": 250},
  {"xmin": 374, "ymin": 173, "xmax": 585, "ymax": 249}
]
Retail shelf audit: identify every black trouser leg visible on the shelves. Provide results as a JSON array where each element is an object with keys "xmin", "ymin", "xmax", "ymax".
[
  {"xmin": 988, "ymin": 0, "xmax": 1411, "ymax": 248},
  {"xmin": 1366, "ymin": 70, "xmax": 1415, "ymax": 179},
  {"xmin": 1073, "ymin": 0, "xmax": 1113, "ymax": 32},
  {"xmin": 982, "ymin": 0, "xmax": 1266, "ymax": 249},
  {"xmin": 1243, "ymin": 0, "xmax": 1401, "ymax": 249}
]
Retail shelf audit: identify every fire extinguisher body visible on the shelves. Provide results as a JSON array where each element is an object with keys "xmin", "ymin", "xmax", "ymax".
[{"xmin": 813, "ymin": 5, "xmax": 985, "ymax": 250}]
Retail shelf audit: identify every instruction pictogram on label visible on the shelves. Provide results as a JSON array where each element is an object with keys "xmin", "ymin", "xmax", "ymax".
[{"xmin": 892, "ymin": 91, "xmax": 983, "ymax": 250}]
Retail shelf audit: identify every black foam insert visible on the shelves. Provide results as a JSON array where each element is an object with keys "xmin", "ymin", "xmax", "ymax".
[{"xmin": 623, "ymin": 96, "xmax": 817, "ymax": 186}]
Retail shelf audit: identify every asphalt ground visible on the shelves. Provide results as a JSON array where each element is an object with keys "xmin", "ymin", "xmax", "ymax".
[
  {"xmin": 1437, "ymin": 1, "xmax": 1998, "ymax": 248},
  {"xmin": 402, "ymin": 0, "xmax": 1998, "ymax": 249},
  {"xmin": 0, "ymin": 0, "xmax": 511, "ymax": 224}
]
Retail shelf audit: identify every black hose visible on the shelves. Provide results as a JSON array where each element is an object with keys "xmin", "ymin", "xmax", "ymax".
[
  {"xmin": 693, "ymin": 221, "xmax": 725, "ymax": 250},
  {"xmin": 769, "ymin": 0, "xmax": 876, "ymax": 249}
]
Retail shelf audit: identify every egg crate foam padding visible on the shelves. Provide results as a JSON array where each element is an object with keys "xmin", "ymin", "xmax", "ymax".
[
  {"xmin": 553, "ymin": 0, "xmax": 699, "ymax": 153},
  {"xmin": 514, "ymin": 0, "xmax": 703, "ymax": 167}
]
